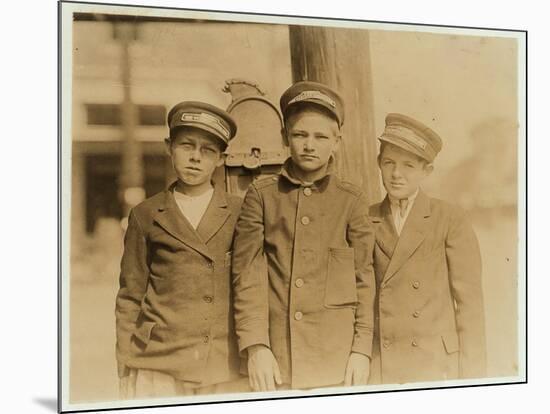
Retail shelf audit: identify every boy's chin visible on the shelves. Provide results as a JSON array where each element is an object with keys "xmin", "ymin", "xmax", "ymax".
[
  {"xmin": 177, "ymin": 176, "xmax": 210, "ymax": 187},
  {"xmin": 292, "ymin": 159, "xmax": 324, "ymax": 172},
  {"xmin": 385, "ymin": 187, "xmax": 413, "ymax": 199}
]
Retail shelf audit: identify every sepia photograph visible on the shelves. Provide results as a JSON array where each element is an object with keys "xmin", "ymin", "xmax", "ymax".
[{"xmin": 59, "ymin": 1, "xmax": 526, "ymax": 412}]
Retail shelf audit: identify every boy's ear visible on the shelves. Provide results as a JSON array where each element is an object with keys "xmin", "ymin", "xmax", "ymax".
[
  {"xmin": 216, "ymin": 152, "xmax": 226, "ymax": 168},
  {"xmin": 281, "ymin": 127, "xmax": 289, "ymax": 147},
  {"xmin": 164, "ymin": 138, "xmax": 172, "ymax": 156},
  {"xmin": 424, "ymin": 162, "xmax": 434, "ymax": 175},
  {"xmin": 332, "ymin": 134, "xmax": 342, "ymax": 154}
]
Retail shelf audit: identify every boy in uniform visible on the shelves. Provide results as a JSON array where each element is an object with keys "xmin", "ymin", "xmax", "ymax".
[
  {"xmin": 115, "ymin": 101, "xmax": 247, "ymax": 398},
  {"xmin": 231, "ymin": 81, "xmax": 376, "ymax": 391},
  {"xmin": 369, "ymin": 113, "xmax": 487, "ymax": 384}
]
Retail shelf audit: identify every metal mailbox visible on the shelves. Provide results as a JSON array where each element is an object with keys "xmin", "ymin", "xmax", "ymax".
[{"xmin": 220, "ymin": 79, "xmax": 288, "ymax": 198}]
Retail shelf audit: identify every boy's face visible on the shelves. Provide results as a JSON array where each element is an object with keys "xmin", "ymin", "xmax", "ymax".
[
  {"xmin": 165, "ymin": 128, "xmax": 225, "ymax": 189},
  {"xmin": 378, "ymin": 142, "xmax": 433, "ymax": 199},
  {"xmin": 284, "ymin": 108, "xmax": 340, "ymax": 180}
]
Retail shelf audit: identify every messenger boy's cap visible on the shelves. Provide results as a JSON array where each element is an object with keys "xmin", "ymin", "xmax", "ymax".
[
  {"xmin": 280, "ymin": 81, "xmax": 345, "ymax": 127},
  {"xmin": 379, "ymin": 113, "xmax": 443, "ymax": 162},
  {"xmin": 167, "ymin": 101, "xmax": 237, "ymax": 146}
]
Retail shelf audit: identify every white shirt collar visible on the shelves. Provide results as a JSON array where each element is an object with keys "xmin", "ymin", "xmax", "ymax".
[
  {"xmin": 388, "ymin": 188, "xmax": 420, "ymax": 235},
  {"xmin": 388, "ymin": 188, "xmax": 420, "ymax": 207}
]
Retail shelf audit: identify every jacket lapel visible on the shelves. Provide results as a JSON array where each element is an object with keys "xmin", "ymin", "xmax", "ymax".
[
  {"xmin": 153, "ymin": 184, "xmax": 213, "ymax": 260},
  {"xmin": 382, "ymin": 190, "xmax": 431, "ymax": 285},
  {"xmin": 371, "ymin": 196, "xmax": 399, "ymax": 259},
  {"xmin": 196, "ymin": 186, "xmax": 231, "ymax": 244}
]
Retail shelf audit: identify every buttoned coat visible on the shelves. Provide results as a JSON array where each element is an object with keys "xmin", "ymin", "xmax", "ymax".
[
  {"xmin": 231, "ymin": 161, "xmax": 376, "ymax": 389},
  {"xmin": 368, "ymin": 191, "xmax": 487, "ymax": 384},
  {"xmin": 115, "ymin": 183, "xmax": 243, "ymax": 385}
]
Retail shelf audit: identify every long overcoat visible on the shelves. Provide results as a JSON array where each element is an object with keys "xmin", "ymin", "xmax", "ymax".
[{"xmin": 368, "ymin": 191, "xmax": 487, "ymax": 384}]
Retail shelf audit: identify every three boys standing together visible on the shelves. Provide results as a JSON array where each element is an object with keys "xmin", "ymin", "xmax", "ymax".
[{"xmin": 115, "ymin": 81, "xmax": 486, "ymax": 399}]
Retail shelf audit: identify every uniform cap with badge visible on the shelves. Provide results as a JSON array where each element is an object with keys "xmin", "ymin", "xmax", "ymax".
[
  {"xmin": 379, "ymin": 113, "xmax": 443, "ymax": 162},
  {"xmin": 279, "ymin": 81, "xmax": 345, "ymax": 127},
  {"xmin": 167, "ymin": 101, "xmax": 238, "ymax": 148}
]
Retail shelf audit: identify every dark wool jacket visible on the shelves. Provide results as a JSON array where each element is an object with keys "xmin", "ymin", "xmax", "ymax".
[
  {"xmin": 115, "ymin": 183, "xmax": 243, "ymax": 385},
  {"xmin": 232, "ymin": 160, "xmax": 376, "ymax": 389}
]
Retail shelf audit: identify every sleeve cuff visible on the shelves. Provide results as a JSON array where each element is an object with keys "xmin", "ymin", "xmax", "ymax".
[
  {"xmin": 351, "ymin": 336, "xmax": 373, "ymax": 358},
  {"xmin": 237, "ymin": 320, "xmax": 271, "ymax": 355}
]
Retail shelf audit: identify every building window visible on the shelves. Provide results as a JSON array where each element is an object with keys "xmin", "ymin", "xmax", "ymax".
[
  {"xmin": 86, "ymin": 103, "xmax": 122, "ymax": 125},
  {"xmin": 85, "ymin": 103, "xmax": 166, "ymax": 126},
  {"xmin": 83, "ymin": 152, "xmax": 169, "ymax": 234},
  {"xmin": 138, "ymin": 105, "xmax": 166, "ymax": 126},
  {"xmin": 85, "ymin": 154, "xmax": 123, "ymax": 233}
]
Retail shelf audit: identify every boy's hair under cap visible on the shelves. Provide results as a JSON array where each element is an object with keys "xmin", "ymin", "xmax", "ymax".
[
  {"xmin": 280, "ymin": 81, "xmax": 345, "ymax": 127},
  {"xmin": 379, "ymin": 113, "xmax": 443, "ymax": 162}
]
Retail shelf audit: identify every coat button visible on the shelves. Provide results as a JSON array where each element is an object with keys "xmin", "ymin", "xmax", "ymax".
[
  {"xmin": 295, "ymin": 278, "xmax": 304, "ymax": 288},
  {"xmin": 412, "ymin": 281, "xmax": 420, "ymax": 289},
  {"xmin": 206, "ymin": 261, "xmax": 213, "ymax": 269},
  {"xmin": 411, "ymin": 339, "xmax": 418, "ymax": 347},
  {"xmin": 301, "ymin": 216, "xmax": 310, "ymax": 225},
  {"xmin": 303, "ymin": 187, "xmax": 312, "ymax": 196},
  {"xmin": 383, "ymin": 341, "xmax": 391, "ymax": 349},
  {"xmin": 203, "ymin": 296, "xmax": 213, "ymax": 303},
  {"xmin": 294, "ymin": 311, "xmax": 303, "ymax": 321},
  {"xmin": 203, "ymin": 335, "xmax": 210, "ymax": 343},
  {"xmin": 413, "ymin": 310, "xmax": 420, "ymax": 318}
]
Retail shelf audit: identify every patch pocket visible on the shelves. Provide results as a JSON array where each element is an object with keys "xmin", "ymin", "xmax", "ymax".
[
  {"xmin": 132, "ymin": 320, "xmax": 156, "ymax": 351},
  {"xmin": 324, "ymin": 247, "xmax": 358, "ymax": 308},
  {"xmin": 441, "ymin": 331, "xmax": 460, "ymax": 354},
  {"xmin": 224, "ymin": 251, "xmax": 233, "ymax": 267}
]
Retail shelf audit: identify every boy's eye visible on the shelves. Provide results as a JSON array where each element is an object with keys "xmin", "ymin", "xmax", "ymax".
[
  {"xmin": 180, "ymin": 143, "xmax": 194, "ymax": 149},
  {"xmin": 203, "ymin": 147, "xmax": 217, "ymax": 154}
]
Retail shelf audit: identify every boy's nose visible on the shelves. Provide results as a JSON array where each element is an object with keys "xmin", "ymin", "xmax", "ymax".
[
  {"xmin": 190, "ymin": 148, "xmax": 202, "ymax": 160},
  {"xmin": 391, "ymin": 166, "xmax": 402, "ymax": 178}
]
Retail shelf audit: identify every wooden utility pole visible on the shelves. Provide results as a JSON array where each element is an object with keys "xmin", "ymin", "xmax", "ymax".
[
  {"xmin": 289, "ymin": 26, "xmax": 381, "ymax": 204},
  {"xmin": 115, "ymin": 22, "xmax": 145, "ymax": 217}
]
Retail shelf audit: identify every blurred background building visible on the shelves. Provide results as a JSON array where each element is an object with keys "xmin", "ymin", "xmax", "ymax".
[
  {"xmin": 69, "ymin": 13, "xmax": 520, "ymax": 403},
  {"xmin": 71, "ymin": 16, "xmax": 293, "ymax": 243}
]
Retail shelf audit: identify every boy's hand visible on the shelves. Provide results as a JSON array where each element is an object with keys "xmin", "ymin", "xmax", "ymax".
[
  {"xmin": 119, "ymin": 369, "xmax": 137, "ymax": 399},
  {"xmin": 344, "ymin": 352, "xmax": 370, "ymax": 386},
  {"xmin": 247, "ymin": 344, "xmax": 282, "ymax": 391}
]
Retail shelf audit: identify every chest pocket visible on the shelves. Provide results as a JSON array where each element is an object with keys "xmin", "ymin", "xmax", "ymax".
[{"xmin": 324, "ymin": 247, "xmax": 358, "ymax": 308}]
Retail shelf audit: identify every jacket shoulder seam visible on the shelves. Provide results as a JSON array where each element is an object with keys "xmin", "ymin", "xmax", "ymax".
[
  {"xmin": 335, "ymin": 179, "xmax": 362, "ymax": 197},
  {"xmin": 252, "ymin": 175, "xmax": 280, "ymax": 190}
]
